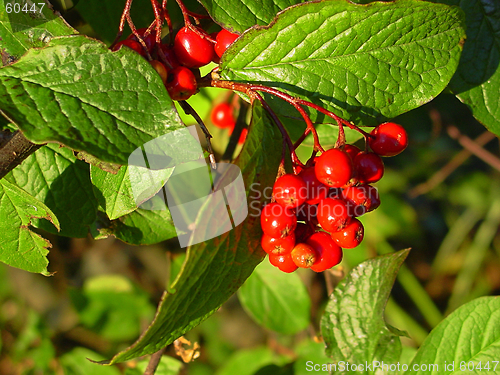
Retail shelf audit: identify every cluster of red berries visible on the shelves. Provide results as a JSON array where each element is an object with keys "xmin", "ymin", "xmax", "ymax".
[
  {"xmin": 260, "ymin": 122, "xmax": 408, "ymax": 273},
  {"xmin": 210, "ymin": 102, "xmax": 248, "ymax": 144},
  {"xmin": 112, "ymin": 27, "xmax": 239, "ymax": 101}
]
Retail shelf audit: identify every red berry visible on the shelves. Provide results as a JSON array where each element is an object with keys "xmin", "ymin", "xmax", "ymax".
[
  {"xmin": 354, "ymin": 152, "xmax": 384, "ymax": 183},
  {"xmin": 331, "ymin": 218, "xmax": 364, "ymax": 248},
  {"xmin": 344, "ymin": 144, "xmax": 361, "ymax": 161},
  {"xmin": 291, "ymin": 243, "xmax": 318, "ymax": 268},
  {"xmin": 307, "ymin": 232, "xmax": 343, "ymax": 272},
  {"xmin": 211, "ymin": 103, "xmax": 236, "ymax": 129},
  {"xmin": 260, "ymin": 202, "xmax": 297, "ymax": 238},
  {"xmin": 215, "ymin": 29, "xmax": 240, "ymax": 58},
  {"xmin": 273, "ymin": 174, "xmax": 307, "ymax": 209},
  {"xmin": 315, "ymin": 149, "xmax": 353, "ymax": 187},
  {"xmin": 112, "ymin": 39, "xmax": 145, "ymax": 56},
  {"xmin": 238, "ymin": 128, "xmax": 248, "ymax": 144},
  {"xmin": 261, "ymin": 233, "xmax": 295, "ymax": 255},
  {"xmin": 173, "ymin": 26, "xmax": 215, "ymax": 68},
  {"xmin": 127, "ymin": 27, "xmax": 156, "ymax": 52},
  {"xmin": 366, "ymin": 185, "xmax": 381, "ymax": 212},
  {"xmin": 294, "ymin": 223, "xmax": 315, "ymax": 242},
  {"xmin": 269, "ymin": 253, "xmax": 298, "ymax": 273},
  {"xmin": 317, "ymin": 198, "xmax": 351, "ymax": 232},
  {"xmin": 298, "ymin": 167, "xmax": 328, "ymax": 205},
  {"xmin": 369, "ymin": 122, "xmax": 408, "ymax": 157},
  {"xmin": 342, "ymin": 186, "xmax": 371, "ymax": 217},
  {"xmin": 165, "ymin": 66, "xmax": 197, "ymax": 101},
  {"xmin": 150, "ymin": 60, "xmax": 168, "ymax": 84},
  {"xmin": 159, "ymin": 44, "xmax": 180, "ymax": 69}
]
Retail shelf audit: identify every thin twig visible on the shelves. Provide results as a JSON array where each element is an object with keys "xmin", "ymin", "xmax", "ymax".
[
  {"xmin": 178, "ymin": 100, "xmax": 216, "ymax": 168},
  {"xmin": 409, "ymin": 131, "xmax": 497, "ymax": 198},
  {"xmin": 446, "ymin": 126, "xmax": 500, "ymax": 172},
  {"xmin": 144, "ymin": 347, "xmax": 166, "ymax": 375}
]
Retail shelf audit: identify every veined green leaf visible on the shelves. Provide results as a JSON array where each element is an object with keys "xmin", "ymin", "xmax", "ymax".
[
  {"xmin": 99, "ymin": 100, "xmax": 283, "ymax": 364},
  {"xmin": 0, "ymin": 35, "xmax": 188, "ymax": 165},
  {"xmin": 0, "ymin": 179, "xmax": 60, "ymax": 275},
  {"xmin": 221, "ymin": 0, "xmax": 466, "ymax": 126}
]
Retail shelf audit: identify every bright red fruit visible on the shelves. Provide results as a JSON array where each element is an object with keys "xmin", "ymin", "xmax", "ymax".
[
  {"xmin": 342, "ymin": 186, "xmax": 371, "ymax": 217},
  {"xmin": 344, "ymin": 144, "xmax": 361, "ymax": 161},
  {"xmin": 331, "ymin": 218, "xmax": 364, "ymax": 248},
  {"xmin": 112, "ymin": 39, "xmax": 145, "ymax": 55},
  {"xmin": 211, "ymin": 103, "xmax": 236, "ymax": 129},
  {"xmin": 315, "ymin": 149, "xmax": 353, "ymax": 187},
  {"xmin": 215, "ymin": 29, "xmax": 239, "ymax": 58},
  {"xmin": 369, "ymin": 122, "xmax": 408, "ymax": 157},
  {"xmin": 317, "ymin": 198, "xmax": 351, "ymax": 232},
  {"xmin": 354, "ymin": 152, "xmax": 384, "ymax": 183},
  {"xmin": 269, "ymin": 253, "xmax": 298, "ymax": 273},
  {"xmin": 260, "ymin": 202, "xmax": 297, "ymax": 238},
  {"xmin": 127, "ymin": 27, "xmax": 156, "ymax": 52},
  {"xmin": 291, "ymin": 243, "xmax": 318, "ymax": 268},
  {"xmin": 298, "ymin": 167, "xmax": 328, "ymax": 205},
  {"xmin": 273, "ymin": 174, "xmax": 307, "ymax": 209},
  {"xmin": 173, "ymin": 26, "xmax": 215, "ymax": 68},
  {"xmin": 165, "ymin": 66, "xmax": 197, "ymax": 101},
  {"xmin": 366, "ymin": 185, "xmax": 381, "ymax": 212},
  {"xmin": 307, "ymin": 232, "xmax": 343, "ymax": 272},
  {"xmin": 261, "ymin": 233, "xmax": 295, "ymax": 255}
]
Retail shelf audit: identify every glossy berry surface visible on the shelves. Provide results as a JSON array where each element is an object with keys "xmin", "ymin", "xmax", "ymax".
[
  {"xmin": 315, "ymin": 149, "xmax": 353, "ymax": 187},
  {"xmin": 366, "ymin": 185, "xmax": 381, "ymax": 212},
  {"xmin": 127, "ymin": 27, "xmax": 156, "ymax": 52},
  {"xmin": 342, "ymin": 186, "xmax": 371, "ymax": 217},
  {"xmin": 344, "ymin": 144, "xmax": 361, "ymax": 161},
  {"xmin": 298, "ymin": 167, "xmax": 328, "ymax": 205},
  {"xmin": 173, "ymin": 26, "xmax": 215, "ymax": 68},
  {"xmin": 260, "ymin": 202, "xmax": 297, "ymax": 238},
  {"xmin": 261, "ymin": 233, "xmax": 295, "ymax": 255},
  {"xmin": 211, "ymin": 103, "xmax": 236, "ymax": 129},
  {"xmin": 307, "ymin": 232, "xmax": 343, "ymax": 272},
  {"xmin": 291, "ymin": 243, "xmax": 317, "ymax": 268},
  {"xmin": 317, "ymin": 198, "xmax": 351, "ymax": 232},
  {"xmin": 215, "ymin": 29, "xmax": 240, "ymax": 58},
  {"xmin": 273, "ymin": 174, "xmax": 307, "ymax": 209},
  {"xmin": 268, "ymin": 253, "xmax": 298, "ymax": 273},
  {"xmin": 354, "ymin": 152, "xmax": 384, "ymax": 183},
  {"xmin": 165, "ymin": 66, "xmax": 197, "ymax": 101},
  {"xmin": 331, "ymin": 218, "xmax": 364, "ymax": 248},
  {"xmin": 369, "ymin": 122, "xmax": 408, "ymax": 157},
  {"xmin": 112, "ymin": 39, "xmax": 145, "ymax": 55}
]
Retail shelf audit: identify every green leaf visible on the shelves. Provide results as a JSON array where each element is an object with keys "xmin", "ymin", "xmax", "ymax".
[
  {"xmin": 6, "ymin": 144, "xmax": 97, "ymax": 238},
  {"xmin": 0, "ymin": 35, "xmax": 192, "ymax": 165},
  {"xmin": 0, "ymin": 179, "xmax": 60, "ymax": 275},
  {"xmin": 0, "ymin": 0, "xmax": 76, "ymax": 59},
  {"xmin": 434, "ymin": 0, "xmax": 500, "ymax": 136},
  {"xmin": 91, "ymin": 165, "xmax": 173, "ymax": 220},
  {"xmin": 199, "ymin": 0, "xmax": 307, "ymax": 32},
  {"xmin": 321, "ymin": 249, "xmax": 410, "ymax": 372},
  {"xmin": 407, "ymin": 296, "xmax": 500, "ymax": 375},
  {"xmin": 216, "ymin": 347, "xmax": 288, "ymax": 375},
  {"xmin": 238, "ymin": 261, "xmax": 311, "ymax": 334},
  {"xmin": 60, "ymin": 347, "xmax": 121, "ymax": 375},
  {"xmin": 221, "ymin": 0, "xmax": 466, "ymax": 126},
  {"xmin": 106, "ymin": 195, "xmax": 179, "ymax": 245},
  {"xmin": 99, "ymin": 100, "xmax": 283, "ymax": 364},
  {"xmin": 70, "ymin": 275, "xmax": 155, "ymax": 342}
]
